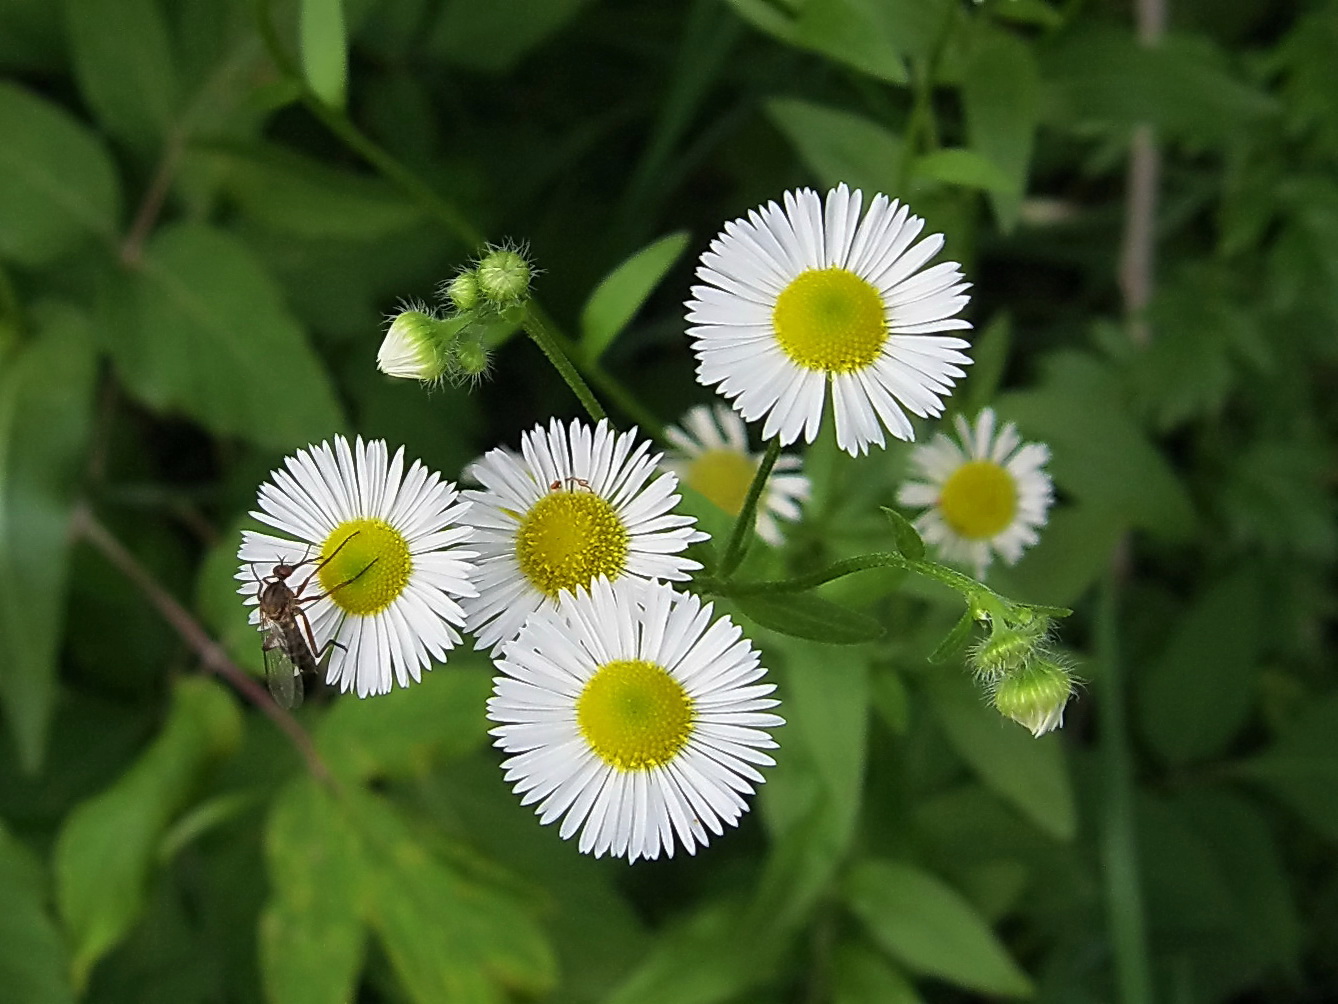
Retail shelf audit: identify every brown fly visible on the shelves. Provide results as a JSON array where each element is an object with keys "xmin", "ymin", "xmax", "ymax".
[{"xmin": 251, "ymin": 533, "xmax": 372, "ymax": 709}]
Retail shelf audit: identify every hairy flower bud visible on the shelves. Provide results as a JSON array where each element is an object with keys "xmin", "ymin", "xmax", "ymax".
[
  {"xmin": 475, "ymin": 247, "xmax": 532, "ymax": 307},
  {"xmin": 377, "ymin": 308, "xmax": 464, "ymax": 382},
  {"xmin": 991, "ymin": 659, "xmax": 1073, "ymax": 737},
  {"xmin": 444, "ymin": 271, "xmax": 480, "ymax": 312}
]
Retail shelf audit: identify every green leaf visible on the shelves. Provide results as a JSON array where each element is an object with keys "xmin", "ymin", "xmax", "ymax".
[
  {"xmin": 103, "ymin": 222, "xmax": 345, "ymax": 448},
  {"xmin": 929, "ymin": 610, "xmax": 976, "ymax": 664},
  {"xmin": 831, "ymin": 943, "xmax": 924, "ymax": 1004},
  {"xmin": 54, "ymin": 677, "xmax": 242, "ymax": 992},
  {"xmin": 300, "ymin": 0, "xmax": 348, "ymax": 108},
  {"xmin": 0, "ymin": 82, "xmax": 121, "ymax": 265},
  {"xmin": 961, "ymin": 28, "xmax": 1040, "ymax": 230},
  {"xmin": 880, "ymin": 506, "xmax": 926, "ymax": 560},
  {"xmin": 989, "ymin": 503, "xmax": 1125, "ymax": 609},
  {"xmin": 0, "ymin": 305, "xmax": 97, "ymax": 771},
  {"xmin": 580, "ymin": 231, "xmax": 690, "ymax": 360},
  {"xmin": 842, "ymin": 858, "xmax": 1034, "ymax": 997},
  {"xmin": 64, "ymin": 0, "xmax": 178, "ymax": 151},
  {"xmin": 734, "ymin": 591, "xmax": 884, "ymax": 644},
  {"xmin": 1139, "ymin": 571, "xmax": 1261, "ymax": 765},
  {"xmin": 912, "ymin": 148, "xmax": 1013, "ymax": 193},
  {"xmin": 1235, "ymin": 691, "xmax": 1338, "ymax": 840},
  {"xmin": 790, "ymin": 0, "xmax": 911, "ymax": 84},
  {"xmin": 767, "ymin": 99, "xmax": 903, "ymax": 196},
  {"xmin": 315, "ymin": 660, "xmax": 493, "ymax": 781},
  {"xmin": 261, "ymin": 777, "xmax": 365, "ymax": 1004},
  {"xmin": 0, "ymin": 823, "xmax": 74, "ymax": 1004},
  {"xmin": 428, "ymin": 0, "xmax": 595, "ymax": 74},
  {"xmin": 958, "ymin": 314, "xmax": 1011, "ymax": 417},
  {"xmin": 928, "ymin": 673, "xmax": 1076, "ymax": 840}
]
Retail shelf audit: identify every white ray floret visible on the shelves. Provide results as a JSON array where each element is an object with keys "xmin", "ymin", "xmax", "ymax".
[
  {"xmin": 488, "ymin": 577, "xmax": 783, "ymax": 862},
  {"xmin": 686, "ymin": 182, "xmax": 973, "ymax": 456},
  {"xmin": 236, "ymin": 435, "xmax": 478, "ymax": 698},
  {"xmin": 896, "ymin": 407, "xmax": 1054, "ymax": 578},
  {"xmin": 460, "ymin": 418, "xmax": 707, "ymax": 652}
]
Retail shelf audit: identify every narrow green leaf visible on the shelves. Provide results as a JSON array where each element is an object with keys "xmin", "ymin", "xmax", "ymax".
[
  {"xmin": 961, "ymin": 28, "xmax": 1040, "ymax": 230},
  {"xmin": 64, "ymin": 0, "xmax": 178, "ymax": 151},
  {"xmin": 734, "ymin": 592, "xmax": 884, "ymax": 644},
  {"xmin": 1235, "ymin": 691, "xmax": 1338, "ymax": 840},
  {"xmin": 843, "ymin": 858, "xmax": 1034, "ymax": 997},
  {"xmin": 832, "ymin": 943, "xmax": 924, "ymax": 1004},
  {"xmin": 0, "ymin": 82, "xmax": 120, "ymax": 265},
  {"xmin": 928, "ymin": 610, "xmax": 976, "ymax": 664},
  {"xmin": 1140, "ymin": 571, "xmax": 1261, "ymax": 765},
  {"xmin": 300, "ymin": 0, "xmax": 347, "ymax": 108},
  {"xmin": 912, "ymin": 148, "xmax": 1014, "ymax": 193},
  {"xmin": 0, "ymin": 823, "xmax": 74, "ymax": 1004},
  {"xmin": 880, "ymin": 506, "xmax": 926, "ymax": 560},
  {"xmin": 928, "ymin": 674, "xmax": 1076, "ymax": 841},
  {"xmin": 580, "ymin": 231, "xmax": 690, "ymax": 360},
  {"xmin": 767, "ymin": 99, "xmax": 902, "ymax": 196},
  {"xmin": 261, "ymin": 777, "xmax": 365, "ymax": 1004},
  {"xmin": 0, "ymin": 305, "xmax": 96, "ymax": 771},
  {"xmin": 103, "ymin": 222, "xmax": 345, "ymax": 448},
  {"xmin": 54, "ymin": 678, "xmax": 242, "ymax": 991}
]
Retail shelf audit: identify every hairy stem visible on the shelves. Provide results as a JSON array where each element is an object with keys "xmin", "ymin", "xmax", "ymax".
[
  {"xmin": 521, "ymin": 306, "xmax": 607, "ymax": 422},
  {"xmin": 719, "ymin": 439, "xmax": 782, "ymax": 577}
]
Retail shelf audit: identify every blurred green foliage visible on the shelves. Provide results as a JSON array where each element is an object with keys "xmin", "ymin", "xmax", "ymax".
[{"xmin": 0, "ymin": 0, "xmax": 1335, "ymax": 1001}]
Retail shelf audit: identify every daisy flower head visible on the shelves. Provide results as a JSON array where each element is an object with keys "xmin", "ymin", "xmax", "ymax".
[
  {"xmin": 662, "ymin": 403, "xmax": 810, "ymax": 547},
  {"xmin": 461, "ymin": 418, "xmax": 707, "ymax": 652},
  {"xmin": 896, "ymin": 407, "xmax": 1054, "ymax": 579},
  {"xmin": 686, "ymin": 183, "xmax": 973, "ymax": 457},
  {"xmin": 487, "ymin": 577, "xmax": 784, "ymax": 862},
  {"xmin": 236, "ymin": 436, "xmax": 478, "ymax": 698}
]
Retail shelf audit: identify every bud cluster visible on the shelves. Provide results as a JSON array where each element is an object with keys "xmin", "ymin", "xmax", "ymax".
[
  {"xmin": 968, "ymin": 610, "xmax": 1075, "ymax": 737},
  {"xmin": 376, "ymin": 244, "xmax": 535, "ymax": 387}
]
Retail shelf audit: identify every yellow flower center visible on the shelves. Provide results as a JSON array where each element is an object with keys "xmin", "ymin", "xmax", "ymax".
[
  {"xmin": 772, "ymin": 267, "xmax": 887, "ymax": 373},
  {"xmin": 515, "ymin": 489, "xmax": 629, "ymax": 598},
  {"xmin": 318, "ymin": 518, "xmax": 413, "ymax": 616},
  {"xmin": 939, "ymin": 461, "xmax": 1018, "ymax": 540},
  {"xmin": 576, "ymin": 659, "xmax": 695, "ymax": 770},
  {"xmin": 686, "ymin": 448, "xmax": 756, "ymax": 516}
]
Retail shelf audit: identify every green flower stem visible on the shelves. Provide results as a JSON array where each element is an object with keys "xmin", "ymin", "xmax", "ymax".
[
  {"xmin": 520, "ymin": 306, "xmax": 606, "ymax": 422},
  {"xmin": 719, "ymin": 439, "xmax": 783, "ymax": 578},
  {"xmin": 1097, "ymin": 558, "xmax": 1154, "ymax": 1004}
]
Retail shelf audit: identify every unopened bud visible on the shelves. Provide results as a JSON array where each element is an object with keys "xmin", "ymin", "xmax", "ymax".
[
  {"xmin": 444, "ymin": 271, "xmax": 480, "ymax": 312},
  {"xmin": 991, "ymin": 659, "xmax": 1073, "ymax": 737},
  {"xmin": 452, "ymin": 336, "xmax": 492, "ymax": 385},
  {"xmin": 377, "ymin": 308, "xmax": 463, "ymax": 382},
  {"xmin": 475, "ymin": 247, "xmax": 531, "ymax": 307},
  {"xmin": 971, "ymin": 619, "xmax": 1048, "ymax": 680}
]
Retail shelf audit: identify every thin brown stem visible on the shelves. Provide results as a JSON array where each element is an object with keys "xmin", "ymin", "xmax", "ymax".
[
  {"xmin": 120, "ymin": 135, "xmax": 184, "ymax": 266},
  {"xmin": 72, "ymin": 505, "xmax": 330, "ymax": 782}
]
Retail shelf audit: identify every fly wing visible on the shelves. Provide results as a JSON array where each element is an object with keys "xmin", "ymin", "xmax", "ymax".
[{"xmin": 262, "ymin": 628, "xmax": 305, "ymax": 710}]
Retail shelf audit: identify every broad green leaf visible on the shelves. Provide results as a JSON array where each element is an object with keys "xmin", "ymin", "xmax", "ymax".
[
  {"xmin": 767, "ymin": 99, "xmax": 903, "ymax": 197},
  {"xmin": 872, "ymin": 667, "xmax": 911, "ymax": 732},
  {"xmin": 832, "ymin": 943, "xmax": 924, "ymax": 1004},
  {"xmin": 843, "ymin": 858, "xmax": 1033, "ymax": 997},
  {"xmin": 880, "ymin": 506, "xmax": 926, "ymax": 560},
  {"xmin": 0, "ymin": 823, "xmax": 74, "ymax": 1004},
  {"xmin": 64, "ymin": 0, "xmax": 178, "ymax": 152},
  {"xmin": 1139, "ymin": 571, "xmax": 1261, "ymax": 765},
  {"xmin": 961, "ymin": 28, "xmax": 1039, "ymax": 229},
  {"xmin": 428, "ymin": 0, "xmax": 595, "ymax": 74},
  {"xmin": 734, "ymin": 591, "xmax": 884, "ymax": 644},
  {"xmin": 261, "ymin": 777, "xmax": 365, "ymax": 1004},
  {"xmin": 989, "ymin": 503, "xmax": 1124, "ymax": 609},
  {"xmin": 202, "ymin": 144, "xmax": 421, "ymax": 239},
  {"xmin": 54, "ymin": 677, "xmax": 242, "ymax": 991},
  {"xmin": 1235, "ymin": 691, "xmax": 1338, "ymax": 840},
  {"xmin": 104, "ymin": 222, "xmax": 345, "ymax": 448},
  {"xmin": 928, "ymin": 673, "xmax": 1076, "ymax": 840},
  {"xmin": 352, "ymin": 790, "xmax": 556, "ymax": 1003},
  {"xmin": 300, "ymin": 0, "xmax": 347, "ymax": 107},
  {"xmin": 988, "ymin": 0, "xmax": 1063, "ymax": 28},
  {"xmin": 0, "ymin": 305, "xmax": 96, "ymax": 771},
  {"xmin": 315, "ymin": 660, "xmax": 493, "ymax": 781},
  {"xmin": 0, "ymin": 0, "xmax": 64, "ymax": 72},
  {"xmin": 580, "ymin": 231, "xmax": 690, "ymax": 360},
  {"xmin": 912, "ymin": 148, "xmax": 1013, "ymax": 193},
  {"xmin": 790, "ymin": 0, "xmax": 911, "ymax": 84},
  {"xmin": 0, "ymin": 82, "xmax": 120, "ymax": 265},
  {"xmin": 995, "ymin": 351, "xmax": 1196, "ymax": 541}
]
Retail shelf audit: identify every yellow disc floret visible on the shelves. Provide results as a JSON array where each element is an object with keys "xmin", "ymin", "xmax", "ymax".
[
  {"xmin": 515, "ymin": 489, "xmax": 629, "ymax": 598},
  {"xmin": 577, "ymin": 659, "xmax": 695, "ymax": 770},
  {"xmin": 772, "ymin": 267, "xmax": 887, "ymax": 373},
  {"xmin": 939, "ymin": 461, "xmax": 1017, "ymax": 540},
  {"xmin": 687, "ymin": 449, "xmax": 756, "ymax": 516},
  {"xmin": 319, "ymin": 518, "xmax": 413, "ymax": 616}
]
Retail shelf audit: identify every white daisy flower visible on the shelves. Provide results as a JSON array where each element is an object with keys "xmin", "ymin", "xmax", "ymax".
[
  {"xmin": 662, "ymin": 403, "xmax": 810, "ymax": 547},
  {"xmin": 686, "ymin": 183, "xmax": 973, "ymax": 457},
  {"xmin": 461, "ymin": 418, "xmax": 707, "ymax": 652},
  {"xmin": 487, "ymin": 577, "xmax": 783, "ymax": 862},
  {"xmin": 896, "ymin": 408, "xmax": 1054, "ymax": 578},
  {"xmin": 236, "ymin": 436, "xmax": 478, "ymax": 698}
]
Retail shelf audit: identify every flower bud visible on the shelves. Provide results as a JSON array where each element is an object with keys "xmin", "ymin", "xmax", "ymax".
[
  {"xmin": 444, "ymin": 271, "xmax": 480, "ymax": 312},
  {"xmin": 376, "ymin": 308, "xmax": 461, "ymax": 382},
  {"xmin": 452, "ymin": 336, "xmax": 492, "ymax": 385},
  {"xmin": 991, "ymin": 659, "xmax": 1073, "ymax": 737},
  {"xmin": 971, "ymin": 619, "xmax": 1048, "ymax": 680},
  {"xmin": 475, "ymin": 247, "xmax": 531, "ymax": 307}
]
